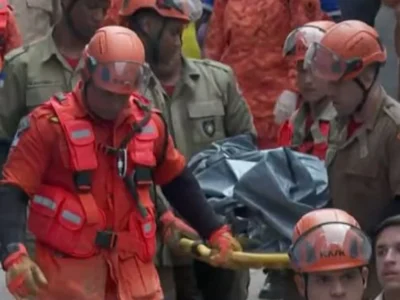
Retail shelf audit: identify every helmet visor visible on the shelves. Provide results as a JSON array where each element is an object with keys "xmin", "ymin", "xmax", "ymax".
[
  {"xmin": 283, "ymin": 26, "xmax": 326, "ymax": 58},
  {"xmin": 91, "ymin": 60, "xmax": 151, "ymax": 95},
  {"xmin": 156, "ymin": 0, "xmax": 203, "ymax": 21},
  {"xmin": 304, "ymin": 43, "xmax": 364, "ymax": 81},
  {"xmin": 289, "ymin": 223, "xmax": 372, "ymax": 273}
]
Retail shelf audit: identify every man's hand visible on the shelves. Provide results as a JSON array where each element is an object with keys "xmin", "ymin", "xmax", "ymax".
[
  {"xmin": 160, "ymin": 210, "xmax": 201, "ymax": 255},
  {"xmin": 4, "ymin": 244, "xmax": 47, "ymax": 299},
  {"xmin": 208, "ymin": 225, "xmax": 242, "ymax": 267}
]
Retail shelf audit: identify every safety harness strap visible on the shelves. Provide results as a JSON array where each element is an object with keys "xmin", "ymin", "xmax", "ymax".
[{"xmin": 50, "ymin": 94, "xmax": 100, "ymax": 225}]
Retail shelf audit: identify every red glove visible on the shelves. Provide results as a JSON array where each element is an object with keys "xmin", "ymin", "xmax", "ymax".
[
  {"xmin": 4, "ymin": 243, "xmax": 48, "ymax": 299},
  {"xmin": 160, "ymin": 210, "xmax": 201, "ymax": 254},
  {"xmin": 208, "ymin": 225, "xmax": 242, "ymax": 266}
]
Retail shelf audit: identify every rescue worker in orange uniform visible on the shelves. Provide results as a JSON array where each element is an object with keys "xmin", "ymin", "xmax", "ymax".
[
  {"xmin": 0, "ymin": 0, "xmax": 22, "ymax": 70},
  {"xmin": 119, "ymin": 0, "xmax": 254, "ymax": 299},
  {"xmin": 289, "ymin": 208, "xmax": 372, "ymax": 300},
  {"xmin": 0, "ymin": 25, "xmax": 241, "ymax": 300},
  {"xmin": 277, "ymin": 20, "xmax": 336, "ymax": 160},
  {"xmin": 204, "ymin": 0, "xmax": 327, "ymax": 148},
  {"xmin": 304, "ymin": 20, "xmax": 400, "ymax": 299}
]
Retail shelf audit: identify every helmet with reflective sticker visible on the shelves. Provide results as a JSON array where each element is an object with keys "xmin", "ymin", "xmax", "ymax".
[
  {"xmin": 304, "ymin": 20, "xmax": 386, "ymax": 81},
  {"xmin": 82, "ymin": 25, "xmax": 151, "ymax": 95},
  {"xmin": 289, "ymin": 208, "xmax": 372, "ymax": 273}
]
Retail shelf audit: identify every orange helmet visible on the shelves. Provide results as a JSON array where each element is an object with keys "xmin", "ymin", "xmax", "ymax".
[
  {"xmin": 289, "ymin": 208, "xmax": 372, "ymax": 273},
  {"xmin": 82, "ymin": 25, "xmax": 151, "ymax": 95},
  {"xmin": 119, "ymin": 0, "xmax": 202, "ymax": 22},
  {"xmin": 283, "ymin": 21, "xmax": 335, "ymax": 62},
  {"xmin": 304, "ymin": 20, "xmax": 387, "ymax": 81}
]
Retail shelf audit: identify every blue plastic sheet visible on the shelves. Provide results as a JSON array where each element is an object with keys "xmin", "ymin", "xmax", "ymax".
[{"xmin": 188, "ymin": 134, "xmax": 329, "ymax": 252}]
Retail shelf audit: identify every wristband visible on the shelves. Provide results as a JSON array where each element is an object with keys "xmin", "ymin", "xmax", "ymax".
[{"xmin": 2, "ymin": 243, "xmax": 27, "ymax": 271}]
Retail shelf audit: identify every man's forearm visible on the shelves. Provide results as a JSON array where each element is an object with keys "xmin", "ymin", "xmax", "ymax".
[
  {"xmin": 0, "ymin": 138, "xmax": 11, "ymax": 171},
  {"xmin": 0, "ymin": 184, "xmax": 27, "ymax": 250},
  {"xmin": 161, "ymin": 167, "xmax": 224, "ymax": 239}
]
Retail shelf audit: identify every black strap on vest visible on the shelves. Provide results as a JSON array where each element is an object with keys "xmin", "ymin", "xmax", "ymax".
[{"xmin": 53, "ymin": 92, "xmax": 94, "ymax": 198}]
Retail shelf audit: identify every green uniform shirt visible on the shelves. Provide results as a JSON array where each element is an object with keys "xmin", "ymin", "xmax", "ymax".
[
  {"xmin": 146, "ymin": 58, "xmax": 256, "ymax": 267},
  {"xmin": 0, "ymin": 30, "xmax": 84, "ymax": 139},
  {"xmin": 145, "ymin": 58, "xmax": 256, "ymax": 159},
  {"xmin": 326, "ymin": 89, "xmax": 400, "ymax": 232}
]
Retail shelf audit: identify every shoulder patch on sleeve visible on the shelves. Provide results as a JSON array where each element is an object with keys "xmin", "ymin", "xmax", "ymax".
[{"xmin": 11, "ymin": 115, "xmax": 30, "ymax": 148}]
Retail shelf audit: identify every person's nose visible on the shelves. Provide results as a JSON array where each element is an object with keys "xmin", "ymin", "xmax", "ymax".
[
  {"xmin": 304, "ymin": 70, "xmax": 314, "ymax": 84},
  {"xmin": 383, "ymin": 248, "xmax": 398, "ymax": 266},
  {"xmin": 330, "ymin": 280, "xmax": 346, "ymax": 298}
]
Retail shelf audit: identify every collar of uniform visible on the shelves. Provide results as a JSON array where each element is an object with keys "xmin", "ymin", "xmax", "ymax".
[
  {"xmin": 70, "ymin": 81, "xmax": 89, "ymax": 118},
  {"xmin": 181, "ymin": 56, "xmax": 201, "ymax": 79},
  {"xmin": 364, "ymin": 86, "xmax": 386, "ymax": 130},
  {"xmin": 38, "ymin": 29, "xmax": 60, "ymax": 63},
  {"xmin": 299, "ymin": 100, "xmax": 336, "ymax": 122},
  {"xmin": 174, "ymin": 57, "xmax": 201, "ymax": 92},
  {"xmin": 316, "ymin": 101, "xmax": 336, "ymax": 121},
  {"xmin": 147, "ymin": 57, "xmax": 200, "ymax": 92},
  {"xmin": 148, "ymin": 70, "xmax": 162, "ymax": 90},
  {"xmin": 39, "ymin": 28, "xmax": 85, "ymax": 71}
]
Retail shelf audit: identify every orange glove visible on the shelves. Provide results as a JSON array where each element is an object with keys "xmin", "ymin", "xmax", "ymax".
[
  {"xmin": 160, "ymin": 210, "xmax": 201, "ymax": 254},
  {"xmin": 4, "ymin": 244, "xmax": 47, "ymax": 299},
  {"xmin": 208, "ymin": 225, "xmax": 242, "ymax": 267}
]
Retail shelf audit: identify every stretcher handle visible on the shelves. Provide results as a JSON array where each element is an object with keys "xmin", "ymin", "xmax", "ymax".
[
  {"xmin": 179, "ymin": 238, "xmax": 291, "ymax": 266},
  {"xmin": 179, "ymin": 238, "xmax": 212, "ymax": 257}
]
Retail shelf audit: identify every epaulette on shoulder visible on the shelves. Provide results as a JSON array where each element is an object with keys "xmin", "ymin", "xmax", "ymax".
[
  {"xmin": 192, "ymin": 58, "xmax": 231, "ymax": 74},
  {"xmin": 4, "ymin": 45, "xmax": 29, "ymax": 62},
  {"xmin": 384, "ymin": 101, "xmax": 400, "ymax": 127}
]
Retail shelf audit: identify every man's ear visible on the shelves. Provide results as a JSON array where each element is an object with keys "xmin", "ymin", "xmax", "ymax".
[
  {"xmin": 358, "ymin": 64, "xmax": 379, "ymax": 86},
  {"xmin": 138, "ymin": 16, "xmax": 153, "ymax": 35},
  {"xmin": 134, "ymin": 12, "xmax": 163, "ymax": 37},
  {"xmin": 294, "ymin": 274, "xmax": 306, "ymax": 297},
  {"xmin": 361, "ymin": 266, "xmax": 369, "ymax": 289}
]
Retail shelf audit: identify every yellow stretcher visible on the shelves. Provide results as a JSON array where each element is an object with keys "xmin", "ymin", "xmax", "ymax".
[{"xmin": 179, "ymin": 238, "xmax": 291, "ymax": 269}]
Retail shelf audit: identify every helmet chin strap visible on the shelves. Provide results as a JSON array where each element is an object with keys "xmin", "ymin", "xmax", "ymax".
[
  {"xmin": 353, "ymin": 66, "xmax": 380, "ymax": 113},
  {"xmin": 81, "ymin": 80, "xmax": 99, "ymax": 117},
  {"xmin": 61, "ymin": 0, "xmax": 89, "ymax": 42},
  {"xmin": 129, "ymin": 16, "xmax": 167, "ymax": 66}
]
